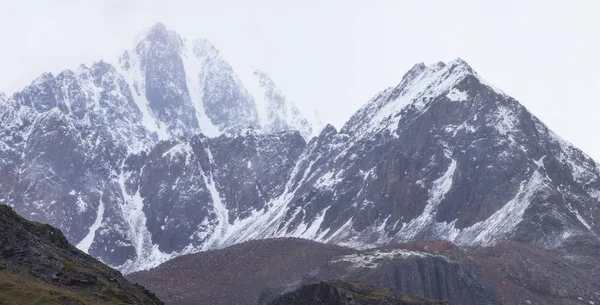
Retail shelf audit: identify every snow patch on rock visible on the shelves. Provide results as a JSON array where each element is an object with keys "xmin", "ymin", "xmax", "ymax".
[
  {"xmin": 76, "ymin": 198, "xmax": 105, "ymax": 253},
  {"xmin": 446, "ymin": 88, "xmax": 469, "ymax": 101},
  {"xmin": 331, "ymin": 249, "xmax": 441, "ymax": 269}
]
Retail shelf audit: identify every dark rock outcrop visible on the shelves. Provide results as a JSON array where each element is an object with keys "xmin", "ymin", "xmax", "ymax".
[{"xmin": 267, "ymin": 280, "xmax": 450, "ymax": 305}]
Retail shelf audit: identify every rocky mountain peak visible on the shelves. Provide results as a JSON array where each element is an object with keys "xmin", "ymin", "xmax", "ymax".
[
  {"xmin": 399, "ymin": 58, "xmax": 473, "ymax": 89},
  {"xmin": 114, "ymin": 23, "xmax": 321, "ymax": 140},
  {"xmin": 149, "ymin": 22, "xmax": 167, "ymax": 34},
  {"xmin": 267, "ymin": 280, "xmax": 451, "ymax": 305},
  {"xmin": 448, "ymin": 57, "xmax": 471, "ymax": 69},
  {"xmin": 137, "ymin": 22, "xmax": 184, "ymax": 53},
  {"xmin": 266, "ymin": 57, "xmax": 600, "ymax": 256},
  {"xmin": 400, "ymin": 62, "xmax": 426, "ymax": 82},
  {"xmin": 319, "ymin": 123, "xmax": 338, "ymax": 138},
  {"xmin": 118, "ymin": 23, "xmax": 200, "ymax": 139},
  {"xmin": 15, "ymin": 72, "xmax": 58, "ymax": 112},
  {"xmin": 341, "ymin": 58, "xmax": 487, "ymax": 139},
  {"xmin": 398, "ymin": 58, "xmax": 475, "ymax": 91}
]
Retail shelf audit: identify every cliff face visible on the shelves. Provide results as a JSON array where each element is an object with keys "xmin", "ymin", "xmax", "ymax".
[
  {"xmin": 0, "ymin": 204, "xmax": 163, "ymax": 305},
  {"xmin": 266, "ymin": 280, "xmax": 450, "ymax": 305},
  {"xmin": 257, "ymin": 243, "xmax": 500, "ymax": 305}
]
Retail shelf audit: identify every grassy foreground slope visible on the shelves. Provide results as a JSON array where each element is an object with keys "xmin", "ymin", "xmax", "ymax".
[{"xmin": 0, "ymin": 204, "xmax": 163, "ymax": 305}]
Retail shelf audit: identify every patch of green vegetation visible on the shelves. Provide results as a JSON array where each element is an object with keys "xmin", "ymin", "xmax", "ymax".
[
  {"xmin": 62, "ymin": 261, "xmax": 89, "ymax": 275},
  {"xmin": 92, "ymin": 264, "xmax": 113, "ymax": 275},
  {"xmin": 0, "ymin": 272, "xmax": 134, "ymax": 305},
  {"xmin": 30, "ymin": 220, "xmax": 46, "ymax": 228},
  {"xmin": 62, "ymin": 261, "xmax": 78, "ymax": 272}
]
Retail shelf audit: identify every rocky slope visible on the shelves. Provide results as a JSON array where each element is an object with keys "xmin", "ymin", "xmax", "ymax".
[
  {"xmin": 127, "ymin": 238, "xmax": 353, "ymax": 305},
  {"xmin": 129, "ymin": 238, "xmax": 600, "ymax": 305},
  {"xmin": 128, "ymin": 238, "xmax": 500, "ymax": 305},
  {"xmin": 267, "ymin": 280, "xmax": 450, "ymax": 305},
  {"xmin": 469, "ymin": 241, "xmax": 600, "ymax": 305},
  {"xmin": 377, "ymin": 241, "xmax": 600, "ymax": 305},
  {"xmin": 0, "ymin": 204, "xmax": 163, "ymax": 305}
]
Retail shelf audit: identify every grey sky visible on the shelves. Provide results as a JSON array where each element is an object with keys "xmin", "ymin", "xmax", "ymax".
[{"xmin": 1, "ymin": 0, "xmax": 599, "ymax": 160}]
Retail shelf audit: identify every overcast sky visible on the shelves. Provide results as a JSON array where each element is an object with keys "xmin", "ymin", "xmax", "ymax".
[{"xmin": 1, "ymin": 0, "xmax": 599, "ymax": 160}]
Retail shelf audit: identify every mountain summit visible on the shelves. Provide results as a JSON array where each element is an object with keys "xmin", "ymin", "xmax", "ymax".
[
  {"xmin": 117, "ymin": 22, "xmax": 318, "ymax": 139},
  {"xmin": 267, "ymin": 57, "xmax": 600, "ymax": 250}
]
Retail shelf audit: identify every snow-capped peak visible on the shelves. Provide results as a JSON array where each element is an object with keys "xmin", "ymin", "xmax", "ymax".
[
  {"xmin": 342, "ymin": 58, "xmax": 484, "ymax": 139},
  {"xmin": 400, "ymin": 62, "xmax": 427, "ymax": 83},
  {"xmin": 131, "ymin": 22, "xmax": 183, "ymax": 51},
  {"xmin": 114, "ymin": 23, "xmax": 322, "ymax": 141},
  {"xmin": 396, "ymin": 58, "xmax": 474, "ymax": 93}
]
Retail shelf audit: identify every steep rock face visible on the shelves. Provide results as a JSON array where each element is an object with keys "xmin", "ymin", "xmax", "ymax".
[
  {"xmin": 132, "ymin": 23, "xmax": 199, "ymax": 138},
  {"xmin": 258, "ymin": 244, "xmax": 499, "ymax": 305},
  {"xmin": 108, "ymin": 131, "xmax": 306, "ymax": 272},
  {"xmin": 207, "ymin": 131, "xmax": 306, "ymax": 219},
  {"xmin": 267, "ymin": 280, "xmax": 450, "ymax": 305},
  {"xmin": 0, "ymin": 94, "xmax": 20, "ymax": 208},
  {"xmin": 0, "ymin": 205, "xmax": 163, "ymax": 305},
  {"xmin": 2, "ymin": 61, "xmax": 152, "ymax": 250}
]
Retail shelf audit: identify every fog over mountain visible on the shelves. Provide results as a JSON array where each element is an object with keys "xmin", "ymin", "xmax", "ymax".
[{"xmin": 1, "ymin": 6, "xmax": 599, "ymax": 304}]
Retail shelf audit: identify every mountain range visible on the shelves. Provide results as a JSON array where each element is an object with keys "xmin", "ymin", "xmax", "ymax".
[{"xmin": 0, "ymin": 22, "xmax": 598, "ymax": 283}]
